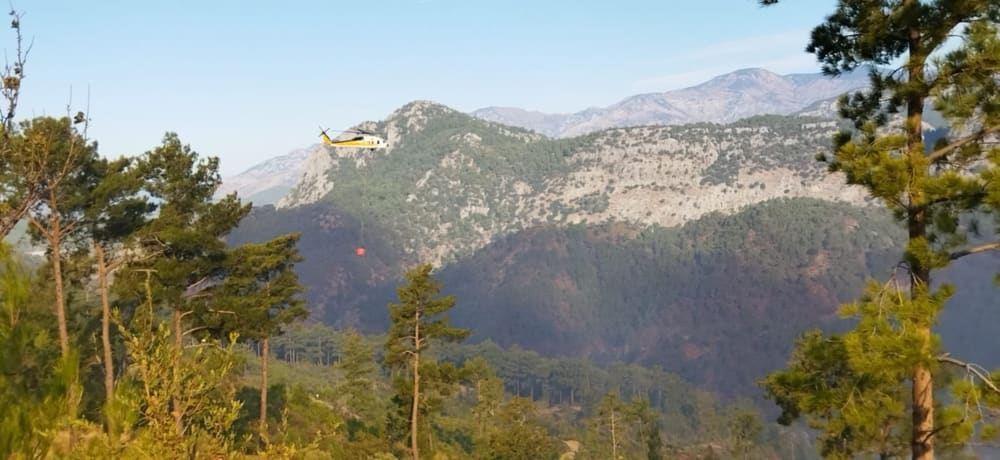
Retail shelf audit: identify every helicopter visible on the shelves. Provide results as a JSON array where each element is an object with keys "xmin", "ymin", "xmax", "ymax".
[
  {"xmin": 319, "ymin": 126, "xmax": 387, "ymax": 151},
  {"xmin": 316, "ymin": 126, "xmax": 387, "ymax": 258}
]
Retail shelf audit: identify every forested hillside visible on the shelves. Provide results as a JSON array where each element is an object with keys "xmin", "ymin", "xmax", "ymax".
[
  {"xmin": 228, "ymin": 197, "xmax": 909, "ymax": 396},
  {"xmin": 253, "ymin": 323, "xmax": 821, "ymax": 459},
  {"xmin": 438, "ymin": 198, "xmax": 905, "ymax": 394}
]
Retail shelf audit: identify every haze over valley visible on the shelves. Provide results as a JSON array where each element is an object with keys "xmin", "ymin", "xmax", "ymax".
[{"xmin": 216, "ymin": 66, "xmax": 998, "ymax": 402}]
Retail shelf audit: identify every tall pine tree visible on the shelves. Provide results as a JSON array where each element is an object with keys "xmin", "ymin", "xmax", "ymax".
[
  {"xmin": 212, "ymin": 232, "xmax": 308, "ymax": 445},
  {"xmin": 116, "ymin": 132, "xmax": 251, "ymax": 436},
  {"xmin": 20, "ymin": 116, "xmax": 99, "ymax": 360},
  {"xmin": 758, "ymin": 1, "xmax": 1000, "ymax": 459},
  {"xmin": 383, "ymin": 263, "xmax": 470, "ymax": 460},
  {"xmin": 120, "ymin": 132, "xmax": 251, "ymax": 339},
  {"xmin": 81, "ymin": 155, "xmax": 154, "ymax": 412}
]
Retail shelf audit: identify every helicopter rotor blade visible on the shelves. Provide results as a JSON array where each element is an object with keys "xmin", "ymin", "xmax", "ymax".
[{"xmin": 317, "ymin": 125, "xmax": 384, "ymax": 141}]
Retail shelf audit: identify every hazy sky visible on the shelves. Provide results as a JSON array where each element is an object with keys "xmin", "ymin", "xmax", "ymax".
[{"xmin": 17, "ymin": 0, "xmax": 836, "ymax": 176}]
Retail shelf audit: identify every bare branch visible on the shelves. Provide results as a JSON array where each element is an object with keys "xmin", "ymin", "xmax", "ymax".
[
  {"xmin": 1, "ymin": 6, "xmax": 30, "ymax": 132},
  {"xmin": 949, "ymin": 241, "xmax": 1000, "ymax": 261},
  {"xmin": 60, "ymin": 219, "xmax": 79, "ymax": 236},
  {"xmin": 937, "ymin": 354, "xmax": 1000, "ymax": 395},
  {"xmin": 0, "ymin": 188, "xmax": 34, "ymax": 237},
  {"xmin": 107, "ymin": 247, "xmax": 163, "ymax": 272},
  {"xmin": 404, "ymin": 334, "xmax": 425, "ymax": 345},
  {"xmin": 82, "ymin": 84, "xmax": 90, "ymax": 140},
  {"xmin": 182, "ymin": 276, "xmax": 215, "ymax": 299},
  {"xmin": 183, "ymin": 326, "xmax": 208, "ymax": 337}
]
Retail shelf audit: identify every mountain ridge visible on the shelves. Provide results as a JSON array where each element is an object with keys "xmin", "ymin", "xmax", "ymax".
[
  {"xmin": 220, "ymin": 67, "xmax": 872, "ymax": 205},
  {"xmin": 214, "ymin": 145, "xmax": 319, "ymax": 205},
  {"xmin": 275, "ymin": 100, "xmax": 870, "ymax": 266},
  {"xmin": 472, "ymin": 66, "xmax": 871, "ymax": 138}
]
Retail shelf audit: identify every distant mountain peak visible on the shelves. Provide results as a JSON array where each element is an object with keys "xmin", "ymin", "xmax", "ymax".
[
  {"xmin": 708, "ymin": 67, "xmax": 781, "ymax": 79},
  {"xmin": 390, "ymin": 100, "xmax": 460, "ymax": 120},
  {"xmin": 471, "ymin": 67, "xmax": 870, "ymax": 137},
  {"xmin": 222, "ymin": 67, "xmax": 873, "ymax": 209},
  {"xmin": 214, "ymin": 145, "xmax": 319, "ymax": 206}
]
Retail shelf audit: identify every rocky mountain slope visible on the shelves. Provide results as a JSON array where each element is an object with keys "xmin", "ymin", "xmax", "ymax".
[
  {"xmin": 219, "ymin": 67, "xmax": 871, "ymax": 205},
  {"xmin": 472, "ymin": 67, "xmax": 870, "ymax": 137},
  {"xmin": 214, "ymin": 145, "xmax": 319, "ymax": 205},
  {"xmin": 277, "ymin": 101, "xmax": 870, "ymax": 266}
]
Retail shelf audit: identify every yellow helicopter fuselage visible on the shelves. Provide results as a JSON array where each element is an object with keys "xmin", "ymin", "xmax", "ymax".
[{"xmin": 321, "ymin": 132, "xmax": 387, "ymax": 149}]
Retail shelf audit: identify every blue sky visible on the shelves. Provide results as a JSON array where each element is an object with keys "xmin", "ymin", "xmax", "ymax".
[{"xmin": 18, "ymin": 0, "xmax": 836, "ymax": 176}]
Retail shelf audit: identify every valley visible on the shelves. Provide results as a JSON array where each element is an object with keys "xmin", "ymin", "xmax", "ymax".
[{"xmin": 220, "ymin": 82, "xmax": 996, "ymax": 404}]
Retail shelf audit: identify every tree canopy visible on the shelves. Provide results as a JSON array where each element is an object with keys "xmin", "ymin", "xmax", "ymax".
[{"xmin": 759, "ymin": 1, "xmax": 1000, "ymax": 459}]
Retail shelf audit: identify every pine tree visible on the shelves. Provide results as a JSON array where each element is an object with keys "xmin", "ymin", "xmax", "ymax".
[
  {"xmin": 758, "ymin": 1, "xmax": 1000, "ymax": 459},
  {"xmin": 116, "ymin": 132, "xmax": 251, "ymax": 436},
  {"xmin": 0, "ymin": 242, "xmax": 75, "ymax": 458},
  {"xmin": 212, "ymin": 232, "xmax": 307, "ymax": 445},
  {"xmin": 726, "ymin": 405, "xmax": 763, "ymax": 460},
  {"xmin": 462, "ymin": 356, "xmax": 503, "ymax": 438},
  {"xmin": 112, "ymin": 271, "xmax": 243, "ymax": 459},
  {"xmin": 81, "ymin": 155, "xmax": 154, "ymax": 413},
  {"xmin": 383, "ymin": 263, "xmax": 470, "ymax": 460},
  {"xmin": 761, "ymin": 329, "xmax": 910, "ymax": 458},
  {"xmin": 482, "ymin": 397, "xmax": 559, "ymax": 460},
  {"xmin": 592, "ymin": 392, "xmax": 628, "ymax": 460},
  {"xmin": 119, "ymin": 132, "xmax": 251, "ymax": 338},
  {"xmin": 19, "ymin": 116, "xmax": 98, "ymax": 359},
  {"xmin": 334, "ymin": 330, "xmax": 380, "ymax": 428},
  {"xmin": 629, "ymin": 398, "xmax": 663, "ymax": 460}
]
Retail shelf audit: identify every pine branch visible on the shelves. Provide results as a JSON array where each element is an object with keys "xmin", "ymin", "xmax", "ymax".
[
  {"xmin": 919, "ymin": 191, "xmax": 987, "ymax": 209},
  {"xmin": 926, "ymin": 125, "xmax": 1000, "ymax": 163},
  {"xmin": 60, "ymin": 219, "xmax": 79, "ymax": 236},
  {"xmin": 921, "ymin": 418, "xmax": 969, "ymax": 445},
  {"xmin": 106, "ymin": 246, "xmax": 164, "ymax": 273},
  {"xmin": 402, "ymin": 334, "xmax": 427, "ymax": 350},
  {"xmin": 949, "ymin": 241, "xmax": 1000, "ymax": 261},
  {"xmin": 0, "ymin": 188, "xmax": 36, "ymax": 237},
  {"xmin": 937, "ymin": 354, "xmax": 1000, "ymax": 395},
  {"xmin": 26, "ymin": 214, "xmax": 49, "ymax": 240}
]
